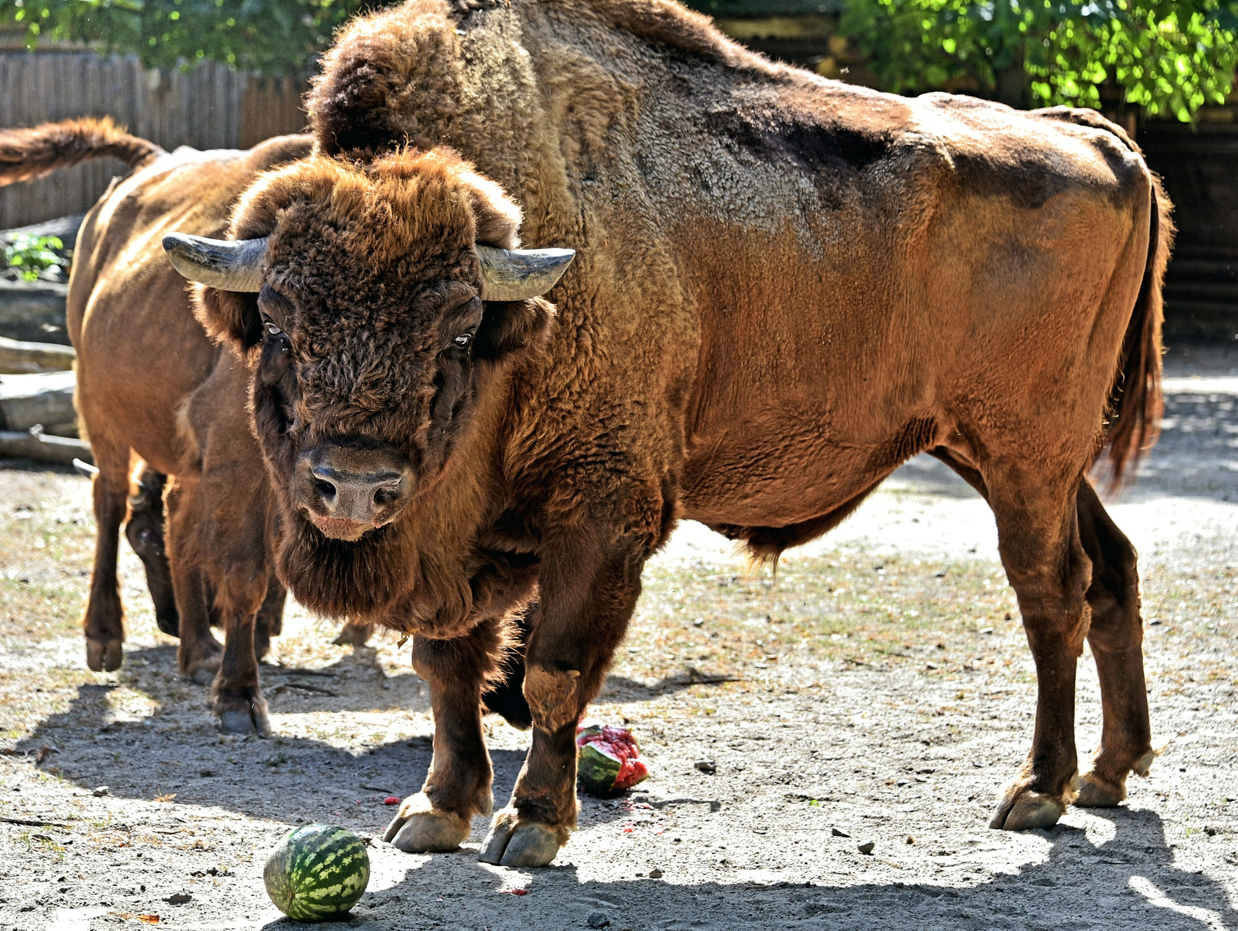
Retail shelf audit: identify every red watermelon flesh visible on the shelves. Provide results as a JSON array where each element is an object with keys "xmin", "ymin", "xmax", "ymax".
[{"xmin": 576, "ymin": 724, "xmax": 649, "ymax": 792}]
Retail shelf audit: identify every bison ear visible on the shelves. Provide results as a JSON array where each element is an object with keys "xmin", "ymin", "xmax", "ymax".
[
  {"xmin": 194, "ymin": 287, "xmax": 264, "ymax": 353},
  {"xmin": 473, "ymin": 296, "xmax": 555, "ymax": 360}
]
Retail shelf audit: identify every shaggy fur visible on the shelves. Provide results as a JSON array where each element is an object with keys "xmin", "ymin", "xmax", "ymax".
[{"xmin": 212, "ymin": 0, "xmax": 1176, "ymax": 866}]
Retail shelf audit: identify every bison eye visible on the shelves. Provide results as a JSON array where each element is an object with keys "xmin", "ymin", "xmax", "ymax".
[
  {"xmin": 264, "ymin": 320, "xmax": 284, "ymax": 338},
  {"xmin": 453, "ymin": 332, "xmax": 474, "ymax": 350}
]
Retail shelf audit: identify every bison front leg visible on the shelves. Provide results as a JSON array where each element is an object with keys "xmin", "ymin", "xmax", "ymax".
[
  {"xmin": 210, "ymin": 574, "xmax": 273, "ymax": 736},
  {"xmin": 384, "ymin": 617, "xmax": 511, "ymax": 852},
  {"xmin": 480, "ymin": 536, "xmax": 646, "ymax": 867}
]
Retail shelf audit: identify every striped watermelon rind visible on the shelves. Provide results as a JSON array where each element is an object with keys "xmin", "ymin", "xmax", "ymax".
[
  {"xmin": 576, "ymin": 724, "xmax": 649, "ymax": 796},
  {"xmin": 264, "ymin": 823, "xmax": 370, "ymax": 922}
]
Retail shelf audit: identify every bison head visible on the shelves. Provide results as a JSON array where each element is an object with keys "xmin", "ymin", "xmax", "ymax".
[{"xmin": 164, "ymin": 150, "xmax": 572, "ymax": 616}]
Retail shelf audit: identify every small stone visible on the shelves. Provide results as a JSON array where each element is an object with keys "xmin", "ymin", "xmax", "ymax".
[
  {"xmin": 648, "ymin": 868, "xmax": 663, "ymax": 879},
  {"xmin": 167, "ymin": 892, "xmax": 192, "ymax": 905},
  {"xmin": 92, "ymin": 786, "xmax": 109, "ymax": 797},
  {"xmin": 586, "ymin": 910, "xmax": 611, "ymax": 928},
  {"xmin": 694, "ymin": 760, "xmax": 717, "ymax": 775},
  {"xmin": 858, "ymin": 841, "xmax": 875, "ymax": 855},
  {"xmin": 831, "ymin": 827, "xmax": 850, "ymax": 838},
  {"xmin": 906, "ymin": 835, "xmax": 915, "ymax": 845}
]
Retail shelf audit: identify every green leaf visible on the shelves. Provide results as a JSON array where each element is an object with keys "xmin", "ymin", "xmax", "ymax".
[{"xmin": 838, "ymin": 0, "xmax": 1238, "ymax": 121}]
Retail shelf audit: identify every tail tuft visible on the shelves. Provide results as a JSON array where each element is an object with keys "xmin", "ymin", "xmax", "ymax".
[{"xmin": 0, "ymin": 116, "xmax": 163, "ymax": 187}]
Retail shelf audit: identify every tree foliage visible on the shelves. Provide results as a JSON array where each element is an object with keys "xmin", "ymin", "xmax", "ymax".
[
  {"xmin": 4, "ymin": 233, "xmax": 67, "ymax": 281},
  {"xmin": 1, "ymin": 0, "xmax": 387, "ymax": 75},
  {"xmin": 839, "ymin": 0, "xmax": 1238, "ymax": 120}
]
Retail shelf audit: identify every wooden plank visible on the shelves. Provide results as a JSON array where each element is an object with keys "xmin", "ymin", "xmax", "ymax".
[
  {"xmin": 0, "ymin": 279, "xmax": 70, "ymax": 344},
  {"xmin": 0, "ymin": 428, "xmax": 90, "ymax": 466},
  {"xmin": 0, "ymin": 336, "xmax": 76, "ymax": 374},
  {"xmin": 0, "ymin": 370, "xmax": 77, "ymax": 434}
]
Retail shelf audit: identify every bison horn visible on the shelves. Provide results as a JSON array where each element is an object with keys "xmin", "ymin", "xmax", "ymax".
[
  {"xmin": 162, "ymin": 233, "xmax": 268, "ymax": 292},
  {"xmin": 477, "ymin": 246, "xmax": 575, "ymax": 302}
]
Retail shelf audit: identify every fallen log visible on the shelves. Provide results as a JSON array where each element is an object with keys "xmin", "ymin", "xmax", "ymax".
[
  {"xmin": 0, "ymin": 278, "xmax": 69, "ymax": 345},
  {"xmin": 0, "ymin": 370, "xmax": 77, "ymax": 435},
  {"xmin": 0, "ymin": 427, "xmax": 91, "ymax": 467},
  {"xmin": 0, "ymin": 336, "xmax": 75, "ymax": 374}
]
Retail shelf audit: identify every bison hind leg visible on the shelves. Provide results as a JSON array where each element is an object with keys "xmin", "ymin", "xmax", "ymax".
[
  {"xmin": 123, "ymin": 465, "xmax": 179, "ymax": 637},
  {"xmin": 1074, "ymin": 481, "xmax": 1156, "ymax": 807}
]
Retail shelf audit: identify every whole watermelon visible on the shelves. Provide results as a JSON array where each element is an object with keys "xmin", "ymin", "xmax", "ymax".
[{"xmin": 263, "ymin": 823, "xmax": 370, "ymax": 922}]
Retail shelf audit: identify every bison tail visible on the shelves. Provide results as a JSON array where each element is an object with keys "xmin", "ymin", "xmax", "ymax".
[
  {"xmin": 1099, "ymin": 173, "xmax": 1175, "ymax": 490},
  {"xmin": 0, "ymin": 116, "xmax": 164, "ymax": 187}
]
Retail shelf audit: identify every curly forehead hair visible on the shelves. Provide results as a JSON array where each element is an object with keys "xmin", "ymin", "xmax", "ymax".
[{"xmin": 227, "ymin": 147, "xmax": 523, "ymax": 255}]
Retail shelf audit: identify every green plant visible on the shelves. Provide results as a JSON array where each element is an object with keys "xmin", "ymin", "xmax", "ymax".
[
  {"xmin": 3, "ymin": 234, "xmax": 68, "ymax": 282},
  {"xmin": 2, "ymin": 0, "xmax": 393, "ymax": 76},
  {"xmin": 840, "ymin": 0, "xmax": 1238, "ymax": 120}
]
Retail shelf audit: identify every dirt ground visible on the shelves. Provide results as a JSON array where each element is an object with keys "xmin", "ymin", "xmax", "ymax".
[{"xmin": 0, "ymin": 345, "xmax": 1235, "ymax": 931}]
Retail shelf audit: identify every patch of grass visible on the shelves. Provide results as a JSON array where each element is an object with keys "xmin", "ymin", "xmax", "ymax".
[
  {"xmin": 0, "ymin": 487, "xmax": 95, "ymax": 645},
  {"xmin": 17, "ymin": 829, "xmax": 66, "ymax": 859},
  {"xmin": 620, "ymin": 546, "xmax": 1022, "ymax": 687},
  {"xmin": 0, "ymin": 577, "xmax": 85, "ymax": 643}
]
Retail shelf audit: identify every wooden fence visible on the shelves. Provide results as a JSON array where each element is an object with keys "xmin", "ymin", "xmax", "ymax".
[
  {"xmin": 1141, "ymin": 114, "xmax": 1238, "ymax": 342},
  {"xmin": 0, "ymin": 48, "xmax": 308, "ymax": 229}
]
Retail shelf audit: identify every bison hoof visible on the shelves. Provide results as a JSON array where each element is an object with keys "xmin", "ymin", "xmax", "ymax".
[
  {"xmin": 154, "ymin": 609, "xmax": 180, "ymax": 638},
  {"xmin": 383, "ymin": 794, "xmax": 470, "ymax": 852},
  {"xmin": 180, "ymin": 639, "xmax": 222, "ymax": 685},
  {"xmin": 190, "ymin": 665, "xmax": 218, "ymax": 687},
  {"xmin": 214, "ymin": 689, "xmax": 271, "ymax": 737},
  {"xmin": 332, "ymin": 622, "xmax": 373, "ymax": 647},
  {"xmin": 1074, "ymin": 771, "xmax": 1126, "ymax": 808},
  {"xmin": 1133, "ymin": 747, "xmax": 1159, "ymax": 778},
  {"xmin": 86, "ymin": 637, "xmax": 123, "ymax": 673},
  {"xmin": 253, "ymin": 630, "xmax": 273, "ymax": 662},
  {"xmin": 990, "ymin": 789, "xmax": 1065, "ymax": 831},
  {"xmin": 479, "ymin": 810, "xmax": 563, "ymax": 867}
]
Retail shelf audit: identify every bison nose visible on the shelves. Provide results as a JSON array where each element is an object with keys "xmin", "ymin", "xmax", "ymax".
[
  {"xmin": 310, "ymin": 464, "xmax": 405, "ymax": 516},
  {"xmin": 295, "ymin": 445, "xmax": 414, "ymax": 536}
]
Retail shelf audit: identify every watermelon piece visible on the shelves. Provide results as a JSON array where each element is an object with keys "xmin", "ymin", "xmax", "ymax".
[
  {"xmin": 576, "ymin": 723, "xmax": 649, "ymax": 796},
  {"xmin": 264, "ymin": 823, "xmax": 370, "ymax": 922}
]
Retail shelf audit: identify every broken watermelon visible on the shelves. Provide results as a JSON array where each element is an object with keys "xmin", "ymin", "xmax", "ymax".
[{"xmin": 576, "ymin": 723, "xmax": 649, "ymax": 796}]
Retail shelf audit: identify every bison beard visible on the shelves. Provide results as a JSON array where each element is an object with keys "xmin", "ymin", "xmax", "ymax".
[{"xmin": 277, "ymin": 516, "xmax": 416, "ymax": 619}]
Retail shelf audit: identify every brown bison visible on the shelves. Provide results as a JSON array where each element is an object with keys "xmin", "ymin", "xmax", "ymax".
[
  {"xmin": 161, "ymin": 0, "xmax": 1172, "ymax": 868},
  {"xmin": 0, "ymin": 119, "xmax": 307, "ymax": 729},
  {"xmin": 0, "ymin": 117, "xmax": 534, "ymax": 734}
]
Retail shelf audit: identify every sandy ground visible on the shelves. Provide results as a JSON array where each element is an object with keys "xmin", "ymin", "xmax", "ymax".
[{"xmin": 0, "ymin": 346, "xmax": 1235, "ymax": 931}]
